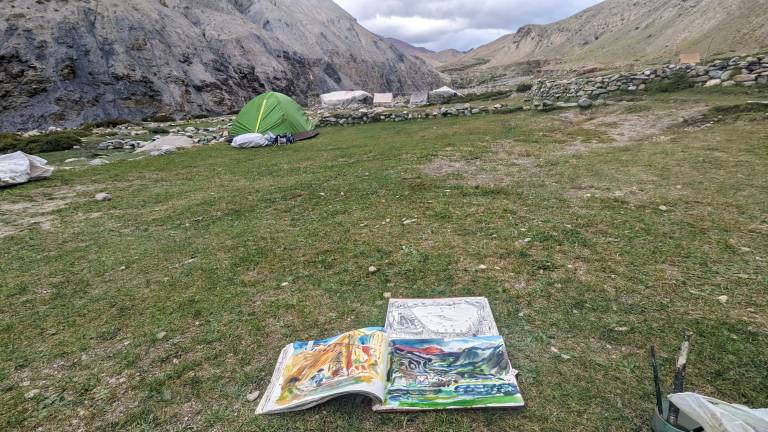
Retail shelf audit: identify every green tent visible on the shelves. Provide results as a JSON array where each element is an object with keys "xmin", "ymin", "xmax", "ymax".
[{"xmin": 230, "ymin": 92, "xmax": 317, "ymax": 140}]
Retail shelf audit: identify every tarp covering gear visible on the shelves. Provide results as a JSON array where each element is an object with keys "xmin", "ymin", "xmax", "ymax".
[
  {"xmin": 320, "ymin": 91, "xmax": 373, "ymax": 108},
  {"xmin": 664, "ymin": 393, "xmax": 768, "ymax": 432},
  {"xmin": 230, "ymin": 92, "xmax": 317, "ymax": 140},
  {"xmin": 410, "ymin": 91, "xmax": 429, "ymax": 106},
  {"xmin": 0, "ymin": 151, "xmax": 53, "ymax": 187},
  {"xmin": 428, "ymin": 86, "xmax": 462, "ymax": 104},
  {"xmin": 373, "ymin": 93, "xmax": 394, "ymax": 107},
  {"xmin": 231, "ymin": 132, "xmax": 299, "ymax": 149}
]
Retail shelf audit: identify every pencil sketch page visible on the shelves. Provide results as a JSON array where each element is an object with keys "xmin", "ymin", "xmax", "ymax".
[{"xmin": 384, "ymin": 297, "xmax": 499, "ymax": 339}]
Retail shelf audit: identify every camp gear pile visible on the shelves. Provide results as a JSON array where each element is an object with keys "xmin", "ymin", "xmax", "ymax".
[{"xmin": 0, "ymin": 152, "xmax": 53, "ymax": 187}]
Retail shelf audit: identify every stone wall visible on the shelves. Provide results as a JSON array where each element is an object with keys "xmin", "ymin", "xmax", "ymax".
[
  {"xmin": 313, "ymin": 104, "xmax": 523, "ymax": 128},
  {"xmin": 531, "ymin": 53, "xmax": 768, "ymax": 102}
]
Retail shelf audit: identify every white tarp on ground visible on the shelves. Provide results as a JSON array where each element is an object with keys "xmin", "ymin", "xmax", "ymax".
[
  {"xmin": 320, "ymin": 91, "xmax": 373, "ymax": 108},
  {"xmin": 231, "ymin": 133, "xmax": 271, "ymax": 148},
  {"xmin": 134, "ymin": 135, "xmax": 197, "ymax": 156},
  {"xmin": 0, "ymin": 151, "xmax": 53, "ymax": 187},
  {"xmin": 373, "ymin": 93, "xmax": 394, "ymax": 106},
  {"xmin": 410, "ymin": 91, "xmax": 429, "ymax": 106},
  {"xmin": 428, "ymin": 86, "xmax": 463, "ymax": 104},
  {"xmin": 668, "ymin": 393, "xmax": 768, "ymax": 432}
]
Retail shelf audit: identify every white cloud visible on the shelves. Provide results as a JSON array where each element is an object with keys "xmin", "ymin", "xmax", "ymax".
[{"xmin": 333, "ymin": 0, "xmax": 605, "ymax": 51}]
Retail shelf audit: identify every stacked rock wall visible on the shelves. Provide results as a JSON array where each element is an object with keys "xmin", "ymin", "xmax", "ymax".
[{"xmin": 532, "ymin": 53, "xmax": 768, "ymax": 102}]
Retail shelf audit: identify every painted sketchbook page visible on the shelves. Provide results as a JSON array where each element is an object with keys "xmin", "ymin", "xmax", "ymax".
[
  {"xmin": 385, "ymin": 297, "xmax": 499, "ymax": 339},
  {"xmin": 257, "ymin": 327, "xmax": 389, "ymax": 414},
  {"xmin": 376, "ymin": 336, "xmax": 525, "ymax": 412}
]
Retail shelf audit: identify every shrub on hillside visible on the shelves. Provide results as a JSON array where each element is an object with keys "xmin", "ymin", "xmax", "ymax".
[
  {"xmin": 93, "ymin": 118, "xmax": 131, "ymax": 128},
  {"xmin": 515, "ymin": 83, "xmax": 533, "ymax": 93},
  {"xmin": 145, "ymin": 114, "xmax": 176, "ymax": 123},
  {"xmin": 0, "ymin": 131, "xmax": 83, "ymax": 154},
  {"xmin": 148, "ymin": 127, "xmax": 170, "ymax": 134},
  {"xmin": 647, "ymin": 71, "xmax": 694, "ymax": 93}
]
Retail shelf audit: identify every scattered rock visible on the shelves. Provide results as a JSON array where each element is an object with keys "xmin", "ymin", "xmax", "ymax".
[
  {"xmin": 368, "ymin": 266, "xmax": 379, "ymax": 274},
  {"xmin": 477, "ymin": 264, "xmax": 488, "ymax": 270},
  {"xmin": 25, "ymin": 389, "xmax": 41, "ymax": 399},
  {"xmin": 658, "ymin": 205, "xmax": 669, "ymax": 212},
  {"xmin": 280, "ymin": 282, "xmax": 290, "ymax": 287},
  {"xmin": 613, "ymin": 327, "xmax": 630, "ymax": 332},
  {"xmin": 156, "ymin": 331, "xmax": 167, "ymax": 340},
  {"xmin": 89, "ymin": 158, "xmax": 110, "ymax": 166},
  {"xmin": 383, "ymin": 292, "xmax": 391, "ymax": 299},
  {"xmin": 578, "ymin": 98, "xmax": 593, "ymax": 109},
  {"xmin": 515, "ymin": 238, "xmax": 532, "ymax": 248},
  {"xmin": 95, "ymin": 193, "xmax": 112, "ymax": 202},
  {"xmin": 246, "ymin": 390, "xmax": 261, "ymax": 402},
  {"xmin": 704, "ymin": 79, "xmax": 722, "ymax": 87},
  {"xmin": 402, "ymin": 219, "xmax": 417, "ymax": 225},
  {"xmin": 718, "ymin": 295, "xmax": 729, "ymax": 304},
  {"xmin": 135, "ymin": 135, "xmax": 197, "ymax": 155}
]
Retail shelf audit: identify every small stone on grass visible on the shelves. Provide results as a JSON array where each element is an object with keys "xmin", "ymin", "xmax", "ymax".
[
  {"xmin": 718, "ymin": 295, "xmax": 729, "ymax": 304},
  {"xmin": 246, "ymin": 390, "xmax": 261, "ymax": 402},
  {"xmin": 95, "ymin": 193, "xmax": 112, "ymax": 202},
  {"xmin": 368, "ymin": 266, "xmax": 379, "ymax": 274}
]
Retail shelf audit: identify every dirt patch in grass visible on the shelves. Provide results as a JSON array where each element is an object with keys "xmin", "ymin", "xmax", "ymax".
[
  {"xmin": 0, "ymin": 184, "xmax": 105, "ymax": 237},
  {"xmin": 559, "ymin": 104, "xmax": 709, "ymax": 154},
  {"xmin": 422, "ymin": 140, "xmax": 538, "ymax": 186}
]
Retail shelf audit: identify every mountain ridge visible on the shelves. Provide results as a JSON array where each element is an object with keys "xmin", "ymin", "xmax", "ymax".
[
  {"xmin": 446, "ymin": 0, "xmax": 768, "ymax": 74},
  {"xmin": 0, "ymin": 0, "xmax": 443, "ymax": 131},
  {"xmin": 385, "ymin": 38, "xmax": 466, "ymax": 66}
]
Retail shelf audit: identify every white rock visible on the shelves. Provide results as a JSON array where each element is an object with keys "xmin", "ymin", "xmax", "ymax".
[
  {"xmin": 718, "ymin": 295, "xmax": 729, "ymax": 304},
  {"xmin": 135, "ymin": 135, "xmax": 197, "ymax": 155},
  {"xmin": 156, "ymin": 331, "xmax": 167, "ymax": 340},
  {"xmin": 89, "ymin": 159, "xmax": 110, "ymax": 166},
  {"xmin": 25, "ymin": 389, "xmax": 40, "ymax": 399},
  {"xmin": 246, "ymin": 390, "xmax": 261, "ymax": 402},
  {"xmin": 95, "ymin": 193, "xmax": 112, "ymax": 201},
  {"xmin": 280, "ymin": 282, "xmax": 290, "ymax": 287},
  {"xmin": 477, "ymin": 264, "xmax": 488, "ymax": 270},
  {"xmin": 368, "ymin": 266, "xmax": 379, "ymax": 274},
  {"xmin": 658, "ymin": 205, "xmax": 669, "ymax": 211}
]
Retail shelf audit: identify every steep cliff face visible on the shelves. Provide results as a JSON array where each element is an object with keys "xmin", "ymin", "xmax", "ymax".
[
  {"xmin": 448, "ymin": 0, "xmax": 768, "ymax": 73},
  {"xmin": 0, "ymin": 0, "xmax": 443, "ymax": 131}
]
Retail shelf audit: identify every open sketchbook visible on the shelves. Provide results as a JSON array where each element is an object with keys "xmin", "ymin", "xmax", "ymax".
[{"xmin": 257, "ymin": 297, "xmax": 525, "ymax": 414}]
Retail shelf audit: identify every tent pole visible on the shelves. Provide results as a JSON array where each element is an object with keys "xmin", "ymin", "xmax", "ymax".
[{"xmin": 255, "ymin": 99, "xmax": 267, "ymax": 133}]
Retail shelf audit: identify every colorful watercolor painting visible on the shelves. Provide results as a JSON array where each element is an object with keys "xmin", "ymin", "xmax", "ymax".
[
  {"xmin": 381, "ymin": 336, "xmax": 524, "ymax": 411},
  {"xmin": 275, "ymin": 327, "xmax": 387, "ymax": 407}
]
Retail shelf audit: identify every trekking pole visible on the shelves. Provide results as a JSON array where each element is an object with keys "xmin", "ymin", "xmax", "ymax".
[
  {"xmin": 649, "ymin": 345, "xmax": 663, "ymax": 416},
  {"xmin": 666, "ymin": 333, "xmax": 692, "ymax": 426}
]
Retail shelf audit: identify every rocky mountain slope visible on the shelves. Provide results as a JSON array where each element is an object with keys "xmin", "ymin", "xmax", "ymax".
[
  {"xmin": 447, "ymin": 0, "xmax": 768, "ymax": 74},
  {"xmin": 0, "ymin": 0, "xmax": 443, "ymax": 131},
  {"xmin": 386, "ymin": 38, "xmax": 465, "ymax": 66}
]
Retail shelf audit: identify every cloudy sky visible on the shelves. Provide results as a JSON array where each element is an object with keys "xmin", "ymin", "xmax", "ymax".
[{"xmin": 333, "ymin": 0, "xmax": 604, "ymax": 52}]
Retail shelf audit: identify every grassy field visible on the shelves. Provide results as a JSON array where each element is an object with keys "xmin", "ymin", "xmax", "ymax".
[{"xmin": 1, "ymin": 87, "xmax": 767, "ymax": 431}]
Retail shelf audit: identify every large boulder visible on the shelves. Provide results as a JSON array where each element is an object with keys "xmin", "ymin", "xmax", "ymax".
[{"xmin": 134, "ymin": 135, "xmax": 197, "ymax": 155}]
